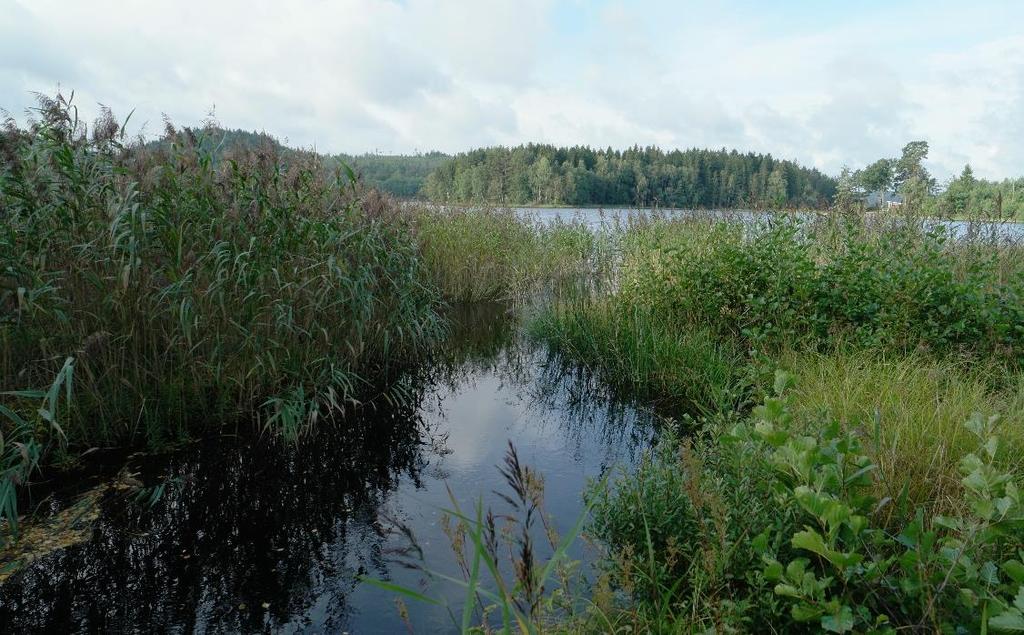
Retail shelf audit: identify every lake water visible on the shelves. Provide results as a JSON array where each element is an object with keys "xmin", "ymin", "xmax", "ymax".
[
  {"xmin": 0, "ymin": 305, "xmax": 656, "ymax": 633},
  {"xmin": 511, "ymin": 206, "xmax": 1024, "ymax": 240}
]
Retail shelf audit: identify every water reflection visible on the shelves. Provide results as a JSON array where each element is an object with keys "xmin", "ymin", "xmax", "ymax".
[{"xmin": 0, "ymin": 303, "xmax": 655, "ymax": 633}]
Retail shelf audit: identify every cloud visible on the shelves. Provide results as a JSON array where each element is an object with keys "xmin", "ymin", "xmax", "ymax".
[{"xmin": 2, "ymin": 0, "xmax": 1023, "ymax": 178}]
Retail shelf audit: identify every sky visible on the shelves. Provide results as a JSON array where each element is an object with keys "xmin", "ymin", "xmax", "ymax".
[{"xmin": 2, "ymin": 0, "xmax": 1024, "ymax": 181}]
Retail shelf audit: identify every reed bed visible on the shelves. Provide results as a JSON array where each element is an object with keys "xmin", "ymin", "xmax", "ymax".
[
  {"xmin": 0, "ymin": 96, "xmax": 445, "ymax": 536},
  {"xmin": 411, "ymin": 205, "xmax": 601, "ymax": 302}
]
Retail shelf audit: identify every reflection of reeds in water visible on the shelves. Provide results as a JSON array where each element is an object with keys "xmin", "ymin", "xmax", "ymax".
[{"xmin": 0, "ymin": 386, "xmax": 440, "ymax": 632}]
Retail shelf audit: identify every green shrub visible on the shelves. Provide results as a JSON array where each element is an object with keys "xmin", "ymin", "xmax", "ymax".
[
  {"xmin": 748, "ymin": 372, "xmax": 1024, "ymax": 633},
  {"xmin": 620, "ymin": 218, "xmax": 1024, "ymax": 363}
]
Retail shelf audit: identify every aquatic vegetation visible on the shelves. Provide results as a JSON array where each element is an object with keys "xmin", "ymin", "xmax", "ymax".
[
  {"xmin": 522, "ymin": 214, "xmax": 1024, "ymax": 631},
  {"xmin": 364, "ymin": 442, "xmax": 588, "ymax": 633},
  {"xmin": 412, "ymin": 205, "xmax": 598, "ymax": 302},
  {"xmin": 0, "ymin": 95, "xmax": 445, "ymax": 533},
  {"xmin": 4, "ymin": 95, "xmax": 1024, "ymax": 633},
  {"xmin": 529, "ymin": 298, "xmax": 742, "ymax": 417}
]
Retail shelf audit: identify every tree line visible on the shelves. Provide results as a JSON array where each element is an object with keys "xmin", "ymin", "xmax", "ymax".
[
  {"xmin": 421, "ymin": 144, "xmax": 837, "ymax": 208},
  {"xmin": 155, "ymin": 129, "xmax": 1022, "ymax": 218},
  {"xmin": 836, "ymin": 141, "xmax": 1024, "ymax": 219}
]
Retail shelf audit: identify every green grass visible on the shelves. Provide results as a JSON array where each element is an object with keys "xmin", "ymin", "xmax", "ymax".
[
  {"xmin": 782, "ymin": 350, "xmax": 1024, "ymax": 514},
  {"xmin": 412, "ymin": 205, "xmax": 600, "ymax": 302},
  {"xmin": 520, "ymin": 213, "xmax": 1024, "ymax": 631},
  {"xmin": 5, "ymin": 95, "xmax": 1024, "ymax": 632},
  {"xmin": 529, "ymin": 298, "xmax": 742, "ymax": 417},
  {"xmin": 582, "ymin": 378, "xmax": 1024, "ymax": 633}
]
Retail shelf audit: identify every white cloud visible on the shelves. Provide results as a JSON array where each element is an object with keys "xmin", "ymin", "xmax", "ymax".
[{"xmin": 2, "ymin": 0, "xmax": 1023, "ymax": 179}]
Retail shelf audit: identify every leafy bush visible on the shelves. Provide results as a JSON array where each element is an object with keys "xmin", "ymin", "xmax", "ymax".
[
  {"xmin": 589, "ymin": 372, "xmax": 1024, "ymax": 632},
  {"xmin": 749, "ymin": 372, "xmax": 1024, "ymax": 633},
  {"xmin": 621, "ymin": 218, "xmax": 1024, "ymax": 363}
]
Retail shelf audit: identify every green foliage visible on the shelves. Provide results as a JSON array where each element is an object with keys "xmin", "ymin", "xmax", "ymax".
[
  {"xmin": 423, "ymin": 144, "xmax": 836, "ymax": 209},
  {"xmin": 587, "ymin": 427, "xmax": 799, "ymax": 631},
  {"xmin": 338, "ymin": 151, "xmax": 450, "ymax": 198},
  {"xmin": 783, "ymin": 350, "xmax": 1024, "ymax": 514},
  {"xmin": 936, "ymin": 165, "xmax": 1024, "ymax": 221},
  {"xmin": 621, "ymin": 218, "xmax": 1024, "ymax": 363},
  {"xmin": 0, "ymin": 94, "xmax": 446, "ymax": 537},
  {"xmin": 363, "ymin": 443, "xmax": 587, "ymax": 634},
  {"xmin": 0, "ymin": 358, "xmax": 74, "ymax": 545},
  {"xmin": 413, "ymin": 206, "xmax": 599, "ymax": 302},
  {"xmin": 529, "ymin": 298, "xmax": 742, "ymax": 417},
  {"xmin": 143, "ymin": 126, "xmax": 449, "ymax": 199},
  {"xmin": 588, "ymin": 373, "xmax": 1024, "ymax": 632},
  {"xmin": 749, "ymin": 372, "xmax": 1024, "ymax": 633}
]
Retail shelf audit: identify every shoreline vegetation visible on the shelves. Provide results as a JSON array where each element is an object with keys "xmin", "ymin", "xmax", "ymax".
[
  {"xmin": 160, "ymin": 127, "xmax": 1024, "ymax": 221},
  {"xmin": 4, "ymin": 95, "xmax": 1024, "ymax": 632}
]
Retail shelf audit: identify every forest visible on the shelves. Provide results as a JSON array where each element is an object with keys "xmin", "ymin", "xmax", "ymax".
[{"xmin": 421, "ymin": 144, "xmax": 838, "ymax": 208}]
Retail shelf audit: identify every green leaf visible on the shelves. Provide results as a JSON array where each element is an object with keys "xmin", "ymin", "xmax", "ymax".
[
  {"xmin": 821, "ymin": 605, "xmax": 855, "ymax": 633},
  {"xmin": 791, "ymin": 528, "xmax": 862, "ymax": 570},
  {"xmin": 358, "ymin": 577, "xmax": 443, "ymax": 606},
  {"xmin": 989, "ymin": 608, "xmax": 1024, "ymax": 632},
  {"xmin": 792, "ymin": 528, "xmax": 829, "ymax": 556},
  {"xmin": 791, "ymin": 602, "xmax": 823, "ymax": 621},
  {"xmin": 773, "ymin": 369, "xmax": 794, "ymax": 396},
  {"xmin": 1002, "ymin": 561, "xmax": 1024, "ymax": 585},
  {"xmin": 986, "ymin": 436, "xmax": 1000, "ymax": 459}
]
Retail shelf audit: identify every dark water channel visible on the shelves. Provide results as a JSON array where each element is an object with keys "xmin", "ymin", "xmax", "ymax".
[{"xmin": 0, "ymin": 304, "xmax": 657, "ymax": 633}]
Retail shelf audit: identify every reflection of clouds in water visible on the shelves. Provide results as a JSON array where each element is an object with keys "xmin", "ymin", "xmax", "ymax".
[
  {"xmin": 422, "ymin": 373, "xmax": 518, "ymax": 471},
  {"xmin": 418, "ymin": 339, "xmax": 654, "ymax": 488}
]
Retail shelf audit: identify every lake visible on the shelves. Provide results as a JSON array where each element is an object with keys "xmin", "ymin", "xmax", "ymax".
[
  {"xmin": 510, "ymin": 206, "xmax": 1024, "ymax": 240},
  {"xmin": 0, "ymin": 304, "xmax": 656, "ymax": 633}
]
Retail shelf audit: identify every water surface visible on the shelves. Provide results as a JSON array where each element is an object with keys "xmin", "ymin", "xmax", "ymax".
[
  {"xmin": 512, "ymin": 206, "xmax": 1024, "ymax": 239},
  {"xmin": 0, "ymin": 305, "xmax": 656, "ymax": 633}
]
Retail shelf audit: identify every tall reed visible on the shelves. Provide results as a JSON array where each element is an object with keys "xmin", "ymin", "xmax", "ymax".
[{"xmin": 0, "ymin": 95, "xmax": 445, "ymax": 533}]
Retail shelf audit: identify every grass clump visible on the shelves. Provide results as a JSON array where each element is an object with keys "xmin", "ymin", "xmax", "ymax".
[
  {"xmin": 529, "ymin": 299, "xmax": 742, "ymax": 417},
  {"xmin": 0, "ymin": 95, "xmax": 445, "ymax": 536},
  {"xmin": 783, "ymin": 350, "xmax": 1024, "ymax": 514},
  {"xmin": 413, "ymin": 206, "xmax": 598, "ymax": 302}
]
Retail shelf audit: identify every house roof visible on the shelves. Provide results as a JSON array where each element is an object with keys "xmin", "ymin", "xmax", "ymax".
[{"xmin": 864, "ymin": 191, "xmax": 904, "ymax": 206}]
